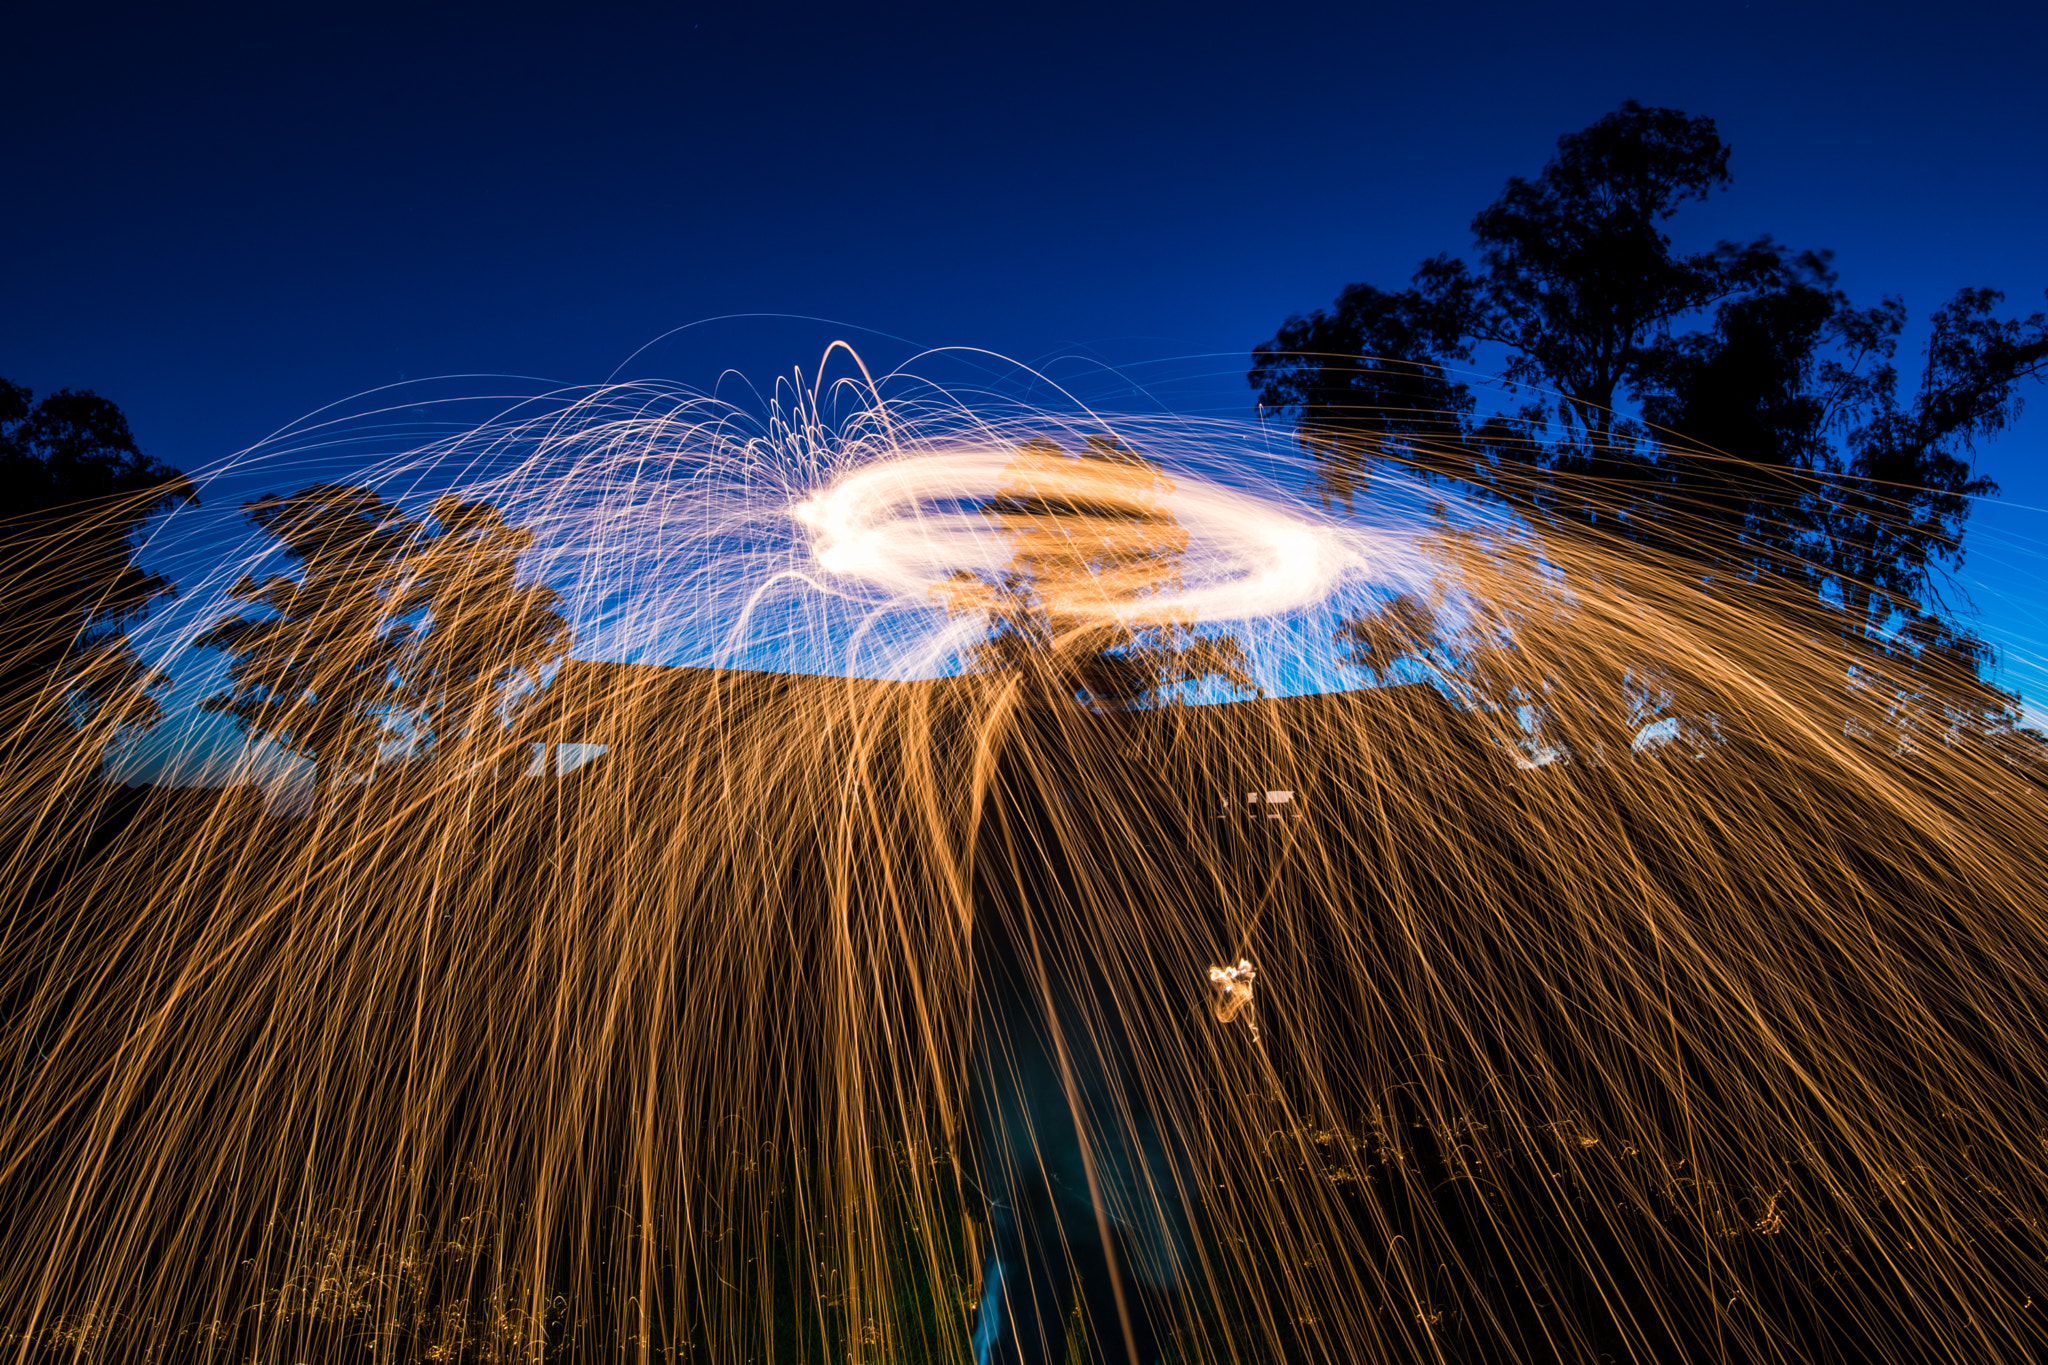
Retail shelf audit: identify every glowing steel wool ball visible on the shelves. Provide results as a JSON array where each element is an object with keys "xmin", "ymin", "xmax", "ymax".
[{"xmin": 1209, "ymin": 958, "xmax": 1258, "ymax": 1039}]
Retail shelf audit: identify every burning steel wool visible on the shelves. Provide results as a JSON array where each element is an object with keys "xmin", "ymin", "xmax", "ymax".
[
  {"xmin": 789, "ymin": 447, "xmax": 1367, "ymax": 628},
  {"xmin": 1209, "ymin": 958, "xmax": 1259, "ymax": 1039}
]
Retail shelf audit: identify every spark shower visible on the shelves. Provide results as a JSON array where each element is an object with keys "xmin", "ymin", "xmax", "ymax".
[{"xmin": 3, "ymin": 356, "xmax": 2047, "ymax": 1364}]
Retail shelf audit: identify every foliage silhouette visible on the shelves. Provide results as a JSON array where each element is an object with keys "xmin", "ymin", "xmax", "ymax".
[
  {"xmin": 1253, "ymin": 101, "xmax": 2048, "ymax": 749},
  {"xmin": 198, "ymin": 485, "xmax": 420, "ymax": 789},
  {"xmin": 200, "ymin": 485, "xmax": 571, "ymax": 789},
  {"xmin": 388, "ymin": 496, "xmax": 571, "ymax": 768},
  {"xmin": 0, "ymin": 378, "xmax": 194, "ymax": 792},
  {"xmin": 1251, "ymin": 284, "xmax": 1476, "ymax": 507}
]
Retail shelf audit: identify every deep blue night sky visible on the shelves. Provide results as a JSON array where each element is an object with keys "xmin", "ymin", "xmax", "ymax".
[{"xmin": 7, "ymin": 0, "xmax": 2046, "ymax": 715}]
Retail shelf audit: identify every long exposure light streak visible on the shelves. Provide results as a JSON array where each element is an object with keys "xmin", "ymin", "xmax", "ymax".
[
  {"xmin": 789, "ymin": 450, "xmax": 1362, "ymax": 625},
  {"xmin": 2, "ymin": 358, "xmax": 2046, "ymax": 1364}
]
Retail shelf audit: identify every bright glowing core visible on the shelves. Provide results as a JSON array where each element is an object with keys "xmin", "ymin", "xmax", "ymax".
[{"xmin": 790, "ymin": 450, "xmax": 1363, "ymax": 624}]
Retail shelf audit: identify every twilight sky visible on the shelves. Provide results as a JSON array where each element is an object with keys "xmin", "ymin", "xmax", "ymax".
[{"xmin": 6, "ymin": 0, "xmax": 2046, "ymax": 714}]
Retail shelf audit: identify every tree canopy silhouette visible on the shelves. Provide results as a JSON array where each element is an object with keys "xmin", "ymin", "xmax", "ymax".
[
  {"xmin": 388, "ymin": 496, "xmax": 570, "ymax": 766},
  {"xmin": 1253, "ymin": 100, "xmax": 2048, "ymax": 743},
  {"xmin": 199, "ymin": 486, "xmax": 421, "ymax": 789},
  {"xmin": 0, "ymin": 378, "xmax": 195, "ymax": 788},
  {"xmin": 200, "ymin": 485, "xmax": 569, "ymax": 789}
]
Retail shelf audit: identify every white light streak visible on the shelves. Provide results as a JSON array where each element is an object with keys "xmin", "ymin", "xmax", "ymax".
[{"xmin": 790, "ymin": 448, "xmax": 1392, "ymax": 624}]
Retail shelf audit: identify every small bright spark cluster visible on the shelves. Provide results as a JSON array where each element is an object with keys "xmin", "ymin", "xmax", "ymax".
[{"xmin": 1208, "ymin": 958, "xmax": 1259, "ymax": 1038}]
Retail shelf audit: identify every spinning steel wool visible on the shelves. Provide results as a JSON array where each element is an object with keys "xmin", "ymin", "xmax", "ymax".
[{"xmin": 2, "ymin": 366, "xmax": 2046, "ymax": 1364}]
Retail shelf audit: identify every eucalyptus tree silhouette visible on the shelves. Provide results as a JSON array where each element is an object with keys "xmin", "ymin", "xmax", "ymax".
[
  {"xmin": 1254, "ymin": 102, "xmax": 1747, "ymax": 509},
  {"xmin": 198, "ymin": 485, "xmax": 419, "ymax": 791},
  {"xmin": 1254, "ymin": 101, "xmax": 2048, "ymax": 747},
  {"xmin": 0, "ymin": 379, "xmax": 194, "ymax": 793},
  {"xmin": 389, "ymin": 496, "xmax": 570, "ymax": 769},
  {"xmin": 200, "ymin": 486, "xmax": 572, "ymax": 790}
]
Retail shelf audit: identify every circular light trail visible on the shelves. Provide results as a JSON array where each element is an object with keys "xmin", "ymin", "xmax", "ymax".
[{"xmin": 789, "ymin": 448, "xmax": 1380, "ymax": 623}]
